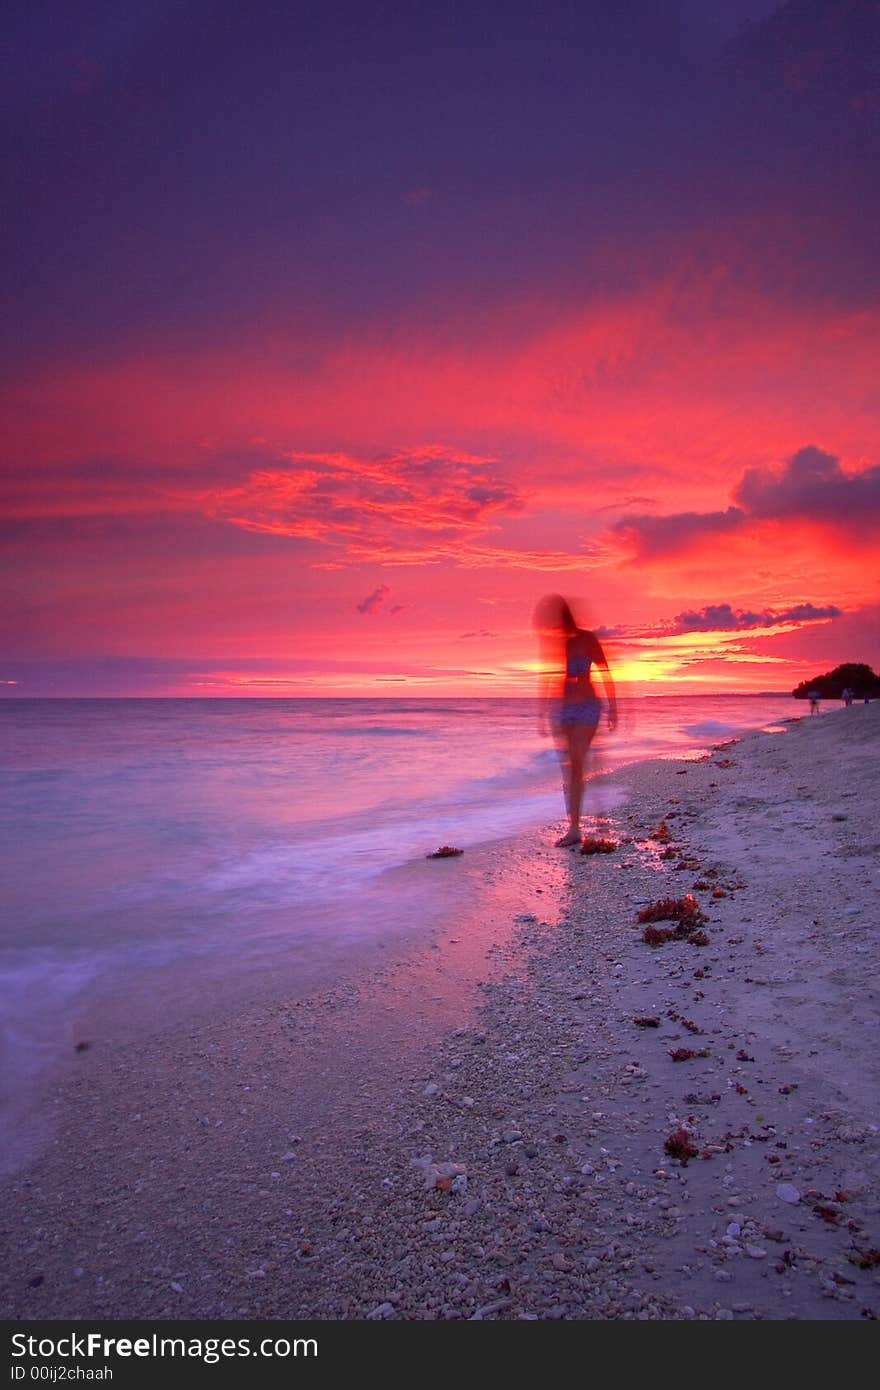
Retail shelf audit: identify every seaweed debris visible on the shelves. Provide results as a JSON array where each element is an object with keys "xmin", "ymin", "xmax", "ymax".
[
  {"xmin": 638, "ymin": 895, "xmax": 705, "ymax": 925},
  {"xmin": 638, "ymin": 895, "xmax": 708, "ymax": 946},
  {"xmin": 427, "ymin": 846, "xmax": 464, "ymax": 859},
  {"xmin": 664, "ymin": 1129, "xmax": 699, "ymax": 1164}
]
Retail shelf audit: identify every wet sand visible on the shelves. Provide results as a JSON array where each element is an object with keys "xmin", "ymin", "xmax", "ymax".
[{"xmin": 2, "ymin": 703, "xmax": 878, "ymax": 1320}]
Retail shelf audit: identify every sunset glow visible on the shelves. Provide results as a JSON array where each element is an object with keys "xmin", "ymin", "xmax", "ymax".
[{"xmin": 2, "ymin": 1, "xmax": 877, "ymax": 697}]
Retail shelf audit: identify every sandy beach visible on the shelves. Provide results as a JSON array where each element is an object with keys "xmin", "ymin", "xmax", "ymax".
[{"xmin": 2, "ymin": 703, "xmax": 878, "ymax": 1321}]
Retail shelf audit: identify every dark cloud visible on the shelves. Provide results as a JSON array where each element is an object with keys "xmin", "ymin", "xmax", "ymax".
[
  {"xmin": 615, "ymin": 445, "xmax": 879, "ymax": 557},
  {"xmin": 667, "ymin": 601, "xmax": 842, "ymax": 635},
  {"xmin": 734, "ymin": 446, "xmax": 880, "ymax": 524},
  {"xmin": 356, "ymin": 584, "xmax": 392, "ymax": 615},
  {"xmin": 613, "ymin": 506, "xmax": 745, "ymax": 557}
]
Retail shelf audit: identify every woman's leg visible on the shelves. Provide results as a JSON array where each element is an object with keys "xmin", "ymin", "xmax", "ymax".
[
  {"xmin": 554, "ymin": 722, "xmax": 597, "ymax": 845},
  {"xmin": 567, "ymin": 723, "xmax": 597, "ymax": 832},
  {"xmin": 552, "ymin": 723, "xmax": 577, "ymax": 844}
]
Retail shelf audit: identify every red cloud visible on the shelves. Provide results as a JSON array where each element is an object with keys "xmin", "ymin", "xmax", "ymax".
[
  {"xmin": 206, "ymin": 445, "xmax": 521, "ymax": 554},
  {"xmin": 202, "ymin": 444, "xmax": 601, "ymax": 569}
]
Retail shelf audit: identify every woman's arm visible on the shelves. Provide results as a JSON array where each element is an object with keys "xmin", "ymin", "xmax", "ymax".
[{"xmin": 592, "ymin": 636, "xmax": 618, "ymax": 730}]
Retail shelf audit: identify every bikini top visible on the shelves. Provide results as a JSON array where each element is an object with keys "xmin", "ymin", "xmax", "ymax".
[{"xmin": 566, "ymin": 652, "xmax": 592, "ymax": 678}]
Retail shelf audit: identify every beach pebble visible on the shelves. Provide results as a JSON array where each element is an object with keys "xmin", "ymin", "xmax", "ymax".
[
  {"xmin": 776, "ymin": 1184, "xmax": 801, "ymax": 1204},
  {"xmin": 170, "ymin": 1281, "xmax": 183, "ymax": 1293},
  {"xmin": 367, "ymin": 1302, "xmax": 395, "ymax": 1320},
  {"xmin": 436, "ymin": 1161, "xmax": 466, "ymax": 1179},
  {"xmin": 746, "ymin": 1246, "xmax": 767, "ymax": 1260},
  {"xmin": 423, "ymin": 1083, "xmax": 439, "ymax": 1097}
]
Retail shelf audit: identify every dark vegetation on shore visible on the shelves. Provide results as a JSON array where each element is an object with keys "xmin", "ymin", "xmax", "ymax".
[{"xmin": 792, "ymin": 662, "xmax": 880, "ymax": 700}]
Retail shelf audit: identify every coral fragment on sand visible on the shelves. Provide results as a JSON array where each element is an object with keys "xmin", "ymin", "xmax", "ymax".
[
  {"xmin": 812, "ymin": 1204, "xmax": 842, "ymax": 1225},
  {"xmin": 848, "ymin": 1248, "xmax": 880, "ymax": 1269},
  {"xmin": 427, "ymin": 846, "xmax": 464, "ymax": 858}
]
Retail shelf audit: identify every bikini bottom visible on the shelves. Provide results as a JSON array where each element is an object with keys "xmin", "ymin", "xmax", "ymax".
[{"xmin": 554, "ymin": 697, "xmax": 601, "ymax": 728}]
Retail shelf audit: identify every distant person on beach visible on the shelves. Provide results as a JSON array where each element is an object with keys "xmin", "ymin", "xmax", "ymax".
[
  {"xmin": 808, "ymin": 689, "xmax": 820, "ymax": 715},
  {"xmin": 534, "ymin": 594, "xmax": 618, "ymax": 847},
  {"xmin": 842, "ymin": 687, "xmax": 854, "ymax": 707}
]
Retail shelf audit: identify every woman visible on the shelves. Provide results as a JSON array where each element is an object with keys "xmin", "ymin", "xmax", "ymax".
[{"xmin": 534, "ymin": 594, "xmax": 617, "ymax": 847}]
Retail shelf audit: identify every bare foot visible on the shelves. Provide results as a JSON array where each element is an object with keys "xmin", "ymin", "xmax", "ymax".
[{"xmin": 554, "ymin": 829, "xmax": 582, "ymax": 848}]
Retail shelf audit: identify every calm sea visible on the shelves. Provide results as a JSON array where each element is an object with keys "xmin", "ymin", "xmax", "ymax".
[{"xmin": 0, "ymin": 694, "xmax": 798, "ymax": 1107}]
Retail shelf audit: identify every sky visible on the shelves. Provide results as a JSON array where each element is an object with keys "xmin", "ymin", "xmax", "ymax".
[{"xmin": 2, "ymin": 0, "xmax": 878, "ymax": 696}]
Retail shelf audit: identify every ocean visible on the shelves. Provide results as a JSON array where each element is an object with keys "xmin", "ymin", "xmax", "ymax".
[{"xmin": 0, "ymin": 693, "xmax": 799, "ymax": 1115}]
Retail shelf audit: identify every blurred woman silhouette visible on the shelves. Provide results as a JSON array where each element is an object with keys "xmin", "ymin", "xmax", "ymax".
[{"xmin": 534, "ymin": 594, "xmax": 618, "ymax": 847}]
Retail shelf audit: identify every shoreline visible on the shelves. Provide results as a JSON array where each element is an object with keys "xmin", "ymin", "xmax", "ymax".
[{"xmin": 1, "ymin": 704, "xmax": 878, "ymax": 1319}]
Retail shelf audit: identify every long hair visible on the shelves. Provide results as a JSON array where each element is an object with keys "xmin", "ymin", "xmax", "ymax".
[{"xmin": 533, "ymin": 593, "xmax": 578, "ymax": 636}]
